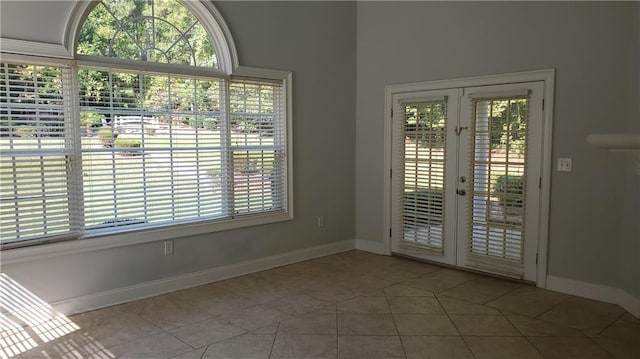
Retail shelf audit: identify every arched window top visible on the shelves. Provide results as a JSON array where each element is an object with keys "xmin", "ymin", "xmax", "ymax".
[
  {"xmin": 78, "ymin": 0, "xmax": 217, "ymax": 68},
  {"xmin": 72, "ymin": 0, "xmax": 238, "ymax": 73}
]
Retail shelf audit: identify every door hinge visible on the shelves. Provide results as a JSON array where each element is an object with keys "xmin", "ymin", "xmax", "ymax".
[
  {"xmin": 542, "ymin": 99, "xmax": 545, "ymax": 110},
  {"xmin": 389, "ymin": 228, "xmax": 392, "ymax": 237},
  {"xmin": 539, "ymin": 177, "xmax": 542, "ymax": 189},
  {"xmin": 536, "ymin": 253, "xmax": 539, "ymax": 264},
  {"xmin": 390, "ymin": 108, "xmax": 394, "ymax": 118},
  {"xmin": 389, "ymin": 169, "xmax": 392, "ymax": 178}
]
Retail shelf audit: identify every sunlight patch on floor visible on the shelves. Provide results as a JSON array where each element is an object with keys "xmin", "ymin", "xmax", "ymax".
[{"xmin": 0, "ymin": 273, "xmax": 114, "ymax": 358}]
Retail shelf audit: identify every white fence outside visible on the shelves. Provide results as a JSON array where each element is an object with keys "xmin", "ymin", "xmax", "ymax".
[{"xmin": 114, "ymin": 116, "xmax": 160, "ymax": 134}]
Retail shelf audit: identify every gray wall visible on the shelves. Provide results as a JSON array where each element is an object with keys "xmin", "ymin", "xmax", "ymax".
[
  {"xmin": 0, "ymin": 1, "xmax": 357, "ymax": 303},
  {"xmin": 356, "ymin": 2, "xmax": 639, "ymax": 293},
  {"xmin": 620, "ymin": 4, "xmax": 640, "ymax": 298}
]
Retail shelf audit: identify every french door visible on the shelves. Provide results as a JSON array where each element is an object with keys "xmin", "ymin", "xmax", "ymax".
[{"xmin": 390, "ymin": 82, "xmax": 544, "ymax": 281}]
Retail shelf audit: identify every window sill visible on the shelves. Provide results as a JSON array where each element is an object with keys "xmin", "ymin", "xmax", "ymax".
[{"xmin": 1, "ymin": 212, "xmax": 292, "ymax": 265}]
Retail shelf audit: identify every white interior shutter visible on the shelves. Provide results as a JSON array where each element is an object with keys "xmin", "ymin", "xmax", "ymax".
[
  {"xmin": 0, "ymin": 62, "xmax": 78, "ymax": 247},
  {"xmin": 464, "ymin": 94, "xmax": 529, "ymax": 278},
  {"xmin": 394, "ymin": 98, "xmax": 448, "ymax": 254}
]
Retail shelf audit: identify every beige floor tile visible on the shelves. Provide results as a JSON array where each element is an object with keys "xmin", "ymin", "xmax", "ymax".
[
  {"xmin": 528, "ymin": 337, "xmax": 613, "ymax": 358},
  {"xmin": 388, "ymin": 297, "xmax": 444, "ymax": 314},
  {"xmin": 170, "ymin": 347, "xmax": 207, "ymax": 359},
  {"xmin": 306, "ymin": 285, "xmax": 365, "ymax": 303},
  {"xmin": 616, "ymin": 312, "xmax": 640, "ymax": 325},
  {"xmin": 251, "ymin": 322, "xmax": 280, "ymax": 334},
  {"xmin": 338, "ymin": 335, "xmax": 404, "ymax": 358},
  {"xmin": 278, "ymin": 312, "xmax": 337, "ymax": 334},
  {"xmin": 169, "ymin": 317, "xmax": 246, "ymax": 348},
  {"xmin": 69, "ymin": 305, "xmax": 161, "ymax": 348},
  {"xmin": 170, "ymin": 284, "xmax": 257, "ymax": 315},
  {"xmin": 20, "ymin": 331, "xmax": 117, "ymax": 359},
  {"xmin": 486, "ymin": 286, "xmax": 568, "ymax": 317},
  {"xmin": 215, "ymin": 275, "xmax": 265, "ymax": 292},
  {"xmin": 595, "ymin": 316, "xmax": 640, "ymax": 359},
  {"xmin": 248, "ymin": 266, "xmax": 300, "ymax": 282},
  {"xmin": 337, "ymin": 313, "xmax": 398, "ymax": 335},
  {"xmin": 437, "ymin": 296, "xmax": 500, "ymax": 315},
  {"xmin": 505, "ymin": 314, "xmax": 585, "ymax": 337},
  {"xmin": 401, "ymin": 336, "xmax": 473, "ymax": 359},
  {"xmin": 235, "ymin": 283, "xmax": 301, "ymax": 304},
  {"xmin": 265, "ymin": 294, "xmax": 331, "ymax": 316},
  {"xmin": 123, "ymin": 294, "xmax": 213, "ymax": 331},
  {"xmin": 280, "ymin": 278, "xmax": 330, "ymax": 293},
  {"xmin": 464, "ymin": 336, "xmax": 543, "ymax": 359},
  {"xmin": 402, "ymin": 269, "xmax": 479, "ymax": 293},
  {"xmin": 384, "ymin": 284, "xmax": 434, "ymax": 297},
  {"xmin": 202, "ymin": 333, "xmax": 275, "ymax": 359},
  {"xmin": 217, "ymin": 304, "xmax": 290, "ymax": 331},
  {"xmin": 594, "ymin": 336, "xmax": 640, "ymax": 359},
  {"xmin": 393, "ymin": 260, "xmax": 443, "ymax": 275},
  {"xmin": 393, "ymin": 314, "xmax": 458, "ymax": 335},
  {"xmin": 449, "ymin": 315, "xmax": 520, "ymax": 336},
  {"xmin": 14, "ymin": 251, "xmax": 638, "ymax": 359},
  {"xmin": 337, "ymin": 296, "xmax": 390, "ymax": 313},
  {"xmin": 537, "ymin": 296, "xmax": 625, "ymax": 334},
  {"xmin": 369, "ymin": 267, "xmax": 421, "ymax": 283},
  {"xmin": 439, "ymin": 277, "xmax": 522, "ymax": 304},
  {"xmin": 598, "ymin": 313, "xmax": 640, "ymax": 340},
  {"xmin": 359, "ymin": 288, "xmax": 387, "ymax": 297},
  {"xmin": 335, "ymin": 275, "xmax": 393, "ymax": 292},
  {"xmin": 271, "ymin": 333, "xmax": 336, "ymax": 359},
  {"xmin": 594, "ymin": 337, "xmax": 640, "ymax": 359},
  {"xmin": 109, "ymin": 332, "xmax": 192, "ymax": 359}
]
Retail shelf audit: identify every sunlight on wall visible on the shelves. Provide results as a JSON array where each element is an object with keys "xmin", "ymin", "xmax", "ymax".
[{"xmin": 0, "ymin": 274, "xmax": 114, "ymax": 358}]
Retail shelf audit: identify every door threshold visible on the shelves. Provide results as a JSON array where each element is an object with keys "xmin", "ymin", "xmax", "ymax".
[{"xmin": 391, "ymin": 251, "xmax": 535, "ymax": 286}]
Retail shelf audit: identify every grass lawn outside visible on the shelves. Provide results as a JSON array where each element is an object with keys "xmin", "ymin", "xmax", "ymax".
[{"xmin": 1, "ymin": 127, "xmax": 280, "ymax": 242}]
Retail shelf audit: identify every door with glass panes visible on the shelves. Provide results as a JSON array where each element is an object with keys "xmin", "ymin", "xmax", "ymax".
[{"xmin": 391, "ymin": 82, "xmax": 543, "ymax": 281}]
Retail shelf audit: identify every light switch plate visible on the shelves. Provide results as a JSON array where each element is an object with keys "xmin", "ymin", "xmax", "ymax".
[{"xmin": 557, "ymin": 158, "xmax": 572, "ymax": 172}]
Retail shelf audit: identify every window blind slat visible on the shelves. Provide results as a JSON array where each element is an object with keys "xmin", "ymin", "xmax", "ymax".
[{"xmin": 0, "ymin": 63, "xmax": 74, "ymax": 245}]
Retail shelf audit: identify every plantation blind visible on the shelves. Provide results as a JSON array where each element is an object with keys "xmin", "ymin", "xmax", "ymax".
[
  {"xmin": 0, "ymin": 63, "xmax": 77, "ymax": 247},
  {"xmin": 77, "ymin": 69, "xmax": 287, "ymax": 235},
  {"xmin": 394, "ymin": 98, "xmax": 448, "ymax": 255},
  {"xmin": 78, "ymin": 68, "xmax": 227, "ymax": 234},
  {"xmin": 465, "ymin": 94, "xmax": 529, "ymax": 278},
  {"xmin": 228, "ymin": 79, "xmax": 287, "ymax": 216}
]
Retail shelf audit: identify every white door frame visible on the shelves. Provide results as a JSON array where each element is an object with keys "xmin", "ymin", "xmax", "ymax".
[{"xmin": 383, "ymin": 69, "xmax": 555, "ymax": 287}]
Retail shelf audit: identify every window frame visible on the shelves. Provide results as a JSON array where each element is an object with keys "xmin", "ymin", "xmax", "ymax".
[{"xmin": 0, "ymin": 1, "xmax": 293, "ymax": 261}]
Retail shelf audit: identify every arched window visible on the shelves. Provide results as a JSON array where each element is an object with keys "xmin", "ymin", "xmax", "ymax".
[
  {"xmin": 77, "ymin": 0, "xmax": 217, "ymax": 67},
  {"xmin": 0, "ymin": 0, "xmax": 291, "ymax": 249}
]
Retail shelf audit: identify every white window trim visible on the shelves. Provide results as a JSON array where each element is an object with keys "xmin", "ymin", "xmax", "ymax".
[
  {"xmin": 0, "ymin": 1, "xmax": 294, "ymax": 262},
  {"xmin": 383, "ymin": 69, "xmax": 555, "ymax": 288}
]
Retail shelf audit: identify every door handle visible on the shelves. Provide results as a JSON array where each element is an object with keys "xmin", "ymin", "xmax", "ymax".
[{"xmin": 456, "ymin": 189, "xmax": 466, "ymax": 196}]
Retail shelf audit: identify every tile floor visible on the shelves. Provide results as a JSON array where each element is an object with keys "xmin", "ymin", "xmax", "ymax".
[{"xmin": 2, "ymin": 250, "xmax": 639, "ymax": 358}]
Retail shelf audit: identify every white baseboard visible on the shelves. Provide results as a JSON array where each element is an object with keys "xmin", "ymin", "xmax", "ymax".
[
  {"xmin": 355, "ymin": 239, "xmax": 389, "ymax": 255},
  {"xmin": 52, "ymin": 239, "xmax": 355, "ymax": 315},
  {"xmin": 546, "ymin": 275, "xmax": 640, "ymax": 318}
]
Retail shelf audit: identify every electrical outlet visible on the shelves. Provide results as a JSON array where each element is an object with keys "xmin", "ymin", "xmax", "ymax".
[
  {"xmin": 317, "ymin": 216, "xmax": 325, "ymax": 228},
  {"xmin": 557, "ymin": 158, "xmax": 572, "ymax": 172},
  {"xmin": 164, "ymin": 240, "xmax": 174, "ymax": 255}
]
